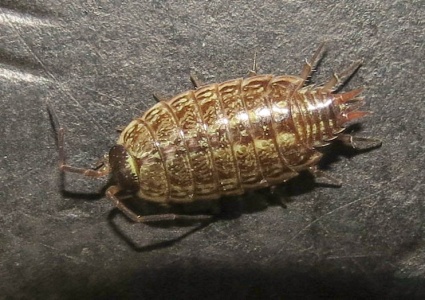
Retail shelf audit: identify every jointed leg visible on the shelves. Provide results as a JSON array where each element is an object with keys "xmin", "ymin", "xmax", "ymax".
[
  {"xmin": 298, "ymin": 42, "xmax": 326, "ymax": 87},
  {"xmin": 309, "ymin": 134, "xmax": 381, "ymax": 185},
  {"xmin": 308, "ymin": 165, "xmax": 342, "ymax": 187},
  {"xmin": 153, "ymin": 93, "xmax": 169, "ymax": 102},
  {"xmin": 304, "ymin": 151, "xmax": 342, "ymax": 187},
  {"xmin": 249, "ymin": 51, "xmax": 258, "ymax": 76},
  {"xmin": 106, "ymin": 186, "xmax": 213, "ymax": 223},
  {"xmin": 321, "ymin": 60, "xmax": 362, "ymax": 92},
  {"xmin": 190, "ymin": 73, "xmax": 204, "ymax": 89},
  {"xmin": 337, "ymin": 134, "xmax": 382, "ymax": 150}
]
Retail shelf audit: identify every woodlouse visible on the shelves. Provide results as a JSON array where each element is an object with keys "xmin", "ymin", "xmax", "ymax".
[{"xmin": 49, "ymin": 43, "xmax": 381, "ymax": 223}]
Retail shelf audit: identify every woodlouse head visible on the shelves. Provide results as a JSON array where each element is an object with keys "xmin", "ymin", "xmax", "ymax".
[{"xmin": 109, "ymin": 145, "xmax": 139, "ymax": 192}]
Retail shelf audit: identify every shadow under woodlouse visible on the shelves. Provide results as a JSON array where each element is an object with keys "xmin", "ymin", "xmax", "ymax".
[{"xmin": 107, "ymin": 209, "xmax": 218, "ymax": 252}]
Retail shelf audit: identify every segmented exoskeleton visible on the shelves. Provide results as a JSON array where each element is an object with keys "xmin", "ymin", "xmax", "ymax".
[{"xmin": 49, "ymin": 43, "xmax": 381, "ymax": 223}]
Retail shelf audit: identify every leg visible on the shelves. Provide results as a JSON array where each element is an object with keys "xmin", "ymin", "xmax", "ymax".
[
  {"xmin": 308, "ymin": 165, "xmax": 342, "ymax": 187},
  {"xmin": 310, "ymin": 134, "xmax": 382, "ymax": 185},
  {"xmin": 269, "ymin": 185, "xmax": 290, "ymax": 208},
  {"xmin": 298, "ymin": 42, "xmax": 326, "ymax": 87},
  {"xmin": 249, "ymin": 51, "xmax": 258, "ymax": 76},
  {"xmin": 47, "ymin": 101, "xmax": 110, "ymax": 178},
  {"xmin": 106, "ymin": 186, "xmax": 213, "ymax": 223},
  {"xmin": 152, "ymin": 93, "xmax": 168, "ymax": 102},
  {"xmin": 298, "ymin": 150, "xmax": 342, "ymax": 186},
  {"xmin": 190, "ymin": 73, "xmax": 204, "ymax": 89},
  {"xmin": 337, "ymin": 134, "xmax": 382, "ymax": 150},
  {"xmin": 321, "ymin": 60, "xmax": 362, "ymax": 92}
]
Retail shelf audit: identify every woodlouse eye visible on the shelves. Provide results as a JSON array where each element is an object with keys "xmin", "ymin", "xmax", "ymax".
[{"xmin": 109, "ymin": 145, "xmax": 139, "ymax": 192}]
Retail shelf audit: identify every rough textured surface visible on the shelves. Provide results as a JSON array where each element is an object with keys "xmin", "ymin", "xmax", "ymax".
[{"xmin": 0, "ymin": 0, "xmax": 424, "ymax": 299}]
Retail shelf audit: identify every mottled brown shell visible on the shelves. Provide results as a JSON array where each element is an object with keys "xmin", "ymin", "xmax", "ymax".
[{"xmin": 117, "ymin": 74, "xmax": 363, "ymax": 204}]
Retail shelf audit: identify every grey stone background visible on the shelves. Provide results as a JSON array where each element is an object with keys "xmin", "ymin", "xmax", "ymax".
[{"xmin": 1, "ymin": 0, "xmax": 424, "ymax": 299}]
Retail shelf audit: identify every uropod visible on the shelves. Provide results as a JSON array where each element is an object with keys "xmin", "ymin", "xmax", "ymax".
[{"xmin": 49, "ymin": 43, "xmax": 382, "ymax": 223}]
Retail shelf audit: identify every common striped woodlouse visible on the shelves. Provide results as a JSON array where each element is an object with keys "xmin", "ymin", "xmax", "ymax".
[{"xmin": 49, "ymin": 43, "xmax": 381, "ymax": 223}]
